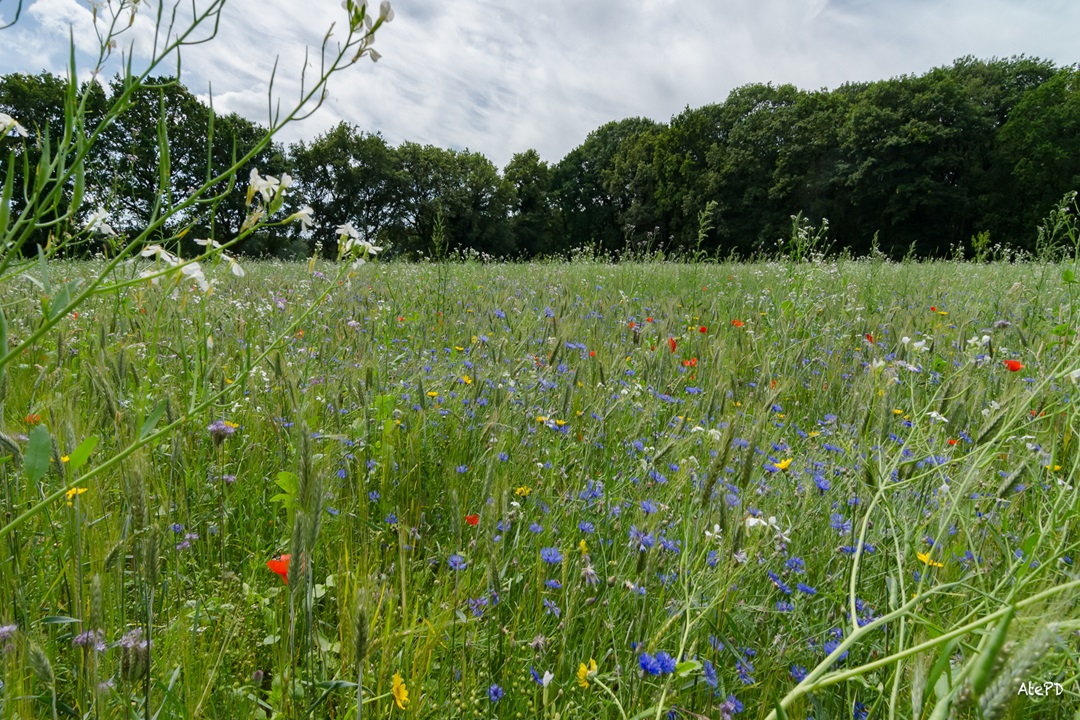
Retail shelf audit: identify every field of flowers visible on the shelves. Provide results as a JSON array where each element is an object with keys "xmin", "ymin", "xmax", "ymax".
[{"xmin": 0, "ymin": 256, "xmax": 1078, "ymax": 719}]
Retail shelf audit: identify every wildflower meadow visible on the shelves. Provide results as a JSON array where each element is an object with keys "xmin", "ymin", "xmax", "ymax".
[
  {"xmin": 1, "ymin": 248, "xmax": 1080, "ymax": 719},
  {"xmin": 2, "ymin": 1, "xmax": 1079, "ymax": 719}
]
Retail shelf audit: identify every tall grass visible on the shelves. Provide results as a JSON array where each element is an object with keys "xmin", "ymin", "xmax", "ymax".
[{"xmin": 0, "ymin": 254, "xmax": 1077, "ymax": 719}]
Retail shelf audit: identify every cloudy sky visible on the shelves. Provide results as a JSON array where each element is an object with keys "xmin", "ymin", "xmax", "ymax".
[{"xmin": 2, "ymin": 0, "xmax": 1077, "ymax": 169}]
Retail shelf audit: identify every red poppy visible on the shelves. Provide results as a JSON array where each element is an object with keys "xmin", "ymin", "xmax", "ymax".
[
  {"xmin": 24, "ymin": 414, "xmax": 40, "ymax": 425},
  {"xmin": 668, "ymin": 337, "xmax": 677, "ymax": 353},
  {"xmin": 930, "ymin": 306, "xmax": 937, "ymax": 312},
  {"xmin": 589, "ymin": 350, "xmax": 596, "ymax": 357},
  {"xmin": 1003, "ymin": 359, "xmax": 1024, "ymax": 372},
  {"xmin": 465, "ymin": 514, "xmax": 479, "ymax": 526},
  {"xmin": 628, "ymin": 321, "xmax": 636, "ymax": 329},
  {"xmin": 699, "ymin": 326, "xmax": 707, "ymax": 333},
  {"xmin": 267, "ymin": 554, "xmax": 291, "ymax": 584},
  {"xmin": 397, "ymin": 316, "xmax": 405, "ymax": 322},
  {"xmin": 646, "ymin": 317, "xmax": 653, "ymax": 323},
  {"xmin": 865, "ymin": 333, "xmax": 874, "ymax": 344},
  {"xmin": 947, "ymin": 438, "xmax": 958, "ymax": 446},
  {"xmin": 682, "ymin": 357, "xmax": 697, "ymax": 368},
  {"xmin": 731, "ymin": 319, "xmax": 744, "ymax": 328}
]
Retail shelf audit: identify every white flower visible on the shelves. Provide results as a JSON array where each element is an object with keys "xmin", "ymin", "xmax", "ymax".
[
  {"xmin": 336, "ymin": 221, "xmax": 360, "ymax": 240},
  {"xmin": 927, "ymin": 411, "xmax": 949, "ymax": 424},
  {"xmin": 704, "ymin": 524, "xmax": 722, "ymax": 542},
  {"xmin": 194, "ymin": 238, "xmax": 223, "ymax": 249},
  {"xmin": 1066, "ymin": 368, "xmax": 1080, "ymax": 384},
  {"xmin": 291, "ymin": 205, "xmax": 315, "ymax": 231},
  {"xmin": 249, "ymin": 168, "xmax": 290, "ymax": 204},
  {"xmin": 912, "ymin": 340, "xmax": 928, "ymax": 353},
  {"xmin": 229, "ymin": 258, "xmax": 245, "ymax": 277},
  {"xmin": 901, "ymin": 336, "xmax": 910, "ymax": 345},
  {"xmin": 745, "ymin": 517, "xmax": 769, "ymax": 531},
  {"xmin": 84, "ymin": 208, "xmax": 116, "ymax": 236},
  {"xmin": 379, "ymin": 0, "xmax": 394, "ymax": 21},
  {"xmin": 0, "ymin": 112, "xmax": 28, "ymax": 138},
  {"xmin": 141, "ymin": 244, "xmax": 180, "ymax": 265},
  {"xmin": 180, "ymin": 261, "xmax": 210, "ymax": 292}
]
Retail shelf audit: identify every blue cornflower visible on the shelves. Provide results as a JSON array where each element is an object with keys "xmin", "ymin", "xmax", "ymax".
[
  {"xmin": 385, "ymin": 513, "xmax": 398, "ymax": 525},
  {"xmin": 639, "ymin": 653, "xmax": 662, "ymax": 675},
  {"xmin": 719, "ymin": 695, "xmax": 743, "ymax": 718},
  {"xmin": 448, "ymin": 554, "xmax": 467, "ymax": 571},
  {"xmin": 767, "ymin": 570, "xmax": 792, "ymax": 595},
  {"xmin": 578, "ymin": 521, "xmax": 595, "ymax": 533},
  {"xmin": 659, "ymin": 535, "xmax": 681, "ymax": 554},
  {"xmin": 628, "ymin": 525, "xmax": 655, "ymax": 551},
  {"xmin": 529, "ymin": 522, "xmax": 544, "ymax": 534},
  {"xmin": 829, "ymin": 513, "xmax": 852, "ymax": 534},
  {"xmin": 545, "ymin": 579, "xmax": 562, "ymax": 589},
  {"xmin": 797, "ymin": 582, "xmax": 817, "ymax": 595},
  {"xmin": 703, "ymin": 659, "xmax": 718, "ymax": 688},
  {"xmin": 497, "ymin": 452, "xmax": 509, "ymax": 461},
  {"xmin": 776, "ymin": 601, "xmax": 794, "ymax": 612},
  {"xmin": 648, "ymin": 469, "xmax": 668, "ymax": 484},
  {"xmin": 736, "ymin": 660, "xmax": 755, "ymax": 684},
  {"xmin": 655, "ymin": 651, "xmax": 676, "ymax": 674},
  {"xmin": 336, "ymin": 468, "xmax": 347, "ymax": 479},
  {"xmin": 640, "ymin": 499, "xmax": 658, "ymax": 515},
  {"xmin": 368, "ymin": 490, "xmax": 380, "ymax": 501},
  {"xmin": 469, "ymin": 597, "xmax": 488, "ymax": 617},
  {"xmin": 540, "ymin": 547, "xmax": 563, "ymax": 565},
  {"xmin": 543, "ymin": 598, "xmax": 561, "ymax": 617},
  {"xmin": 786, "ymin": 556, "xmax": 806, "ymax": 574},
  {"xmin": 790, "ymin": 665, "xmax": 808, "ymax": 682},
  {"xmin": 488, "ymin": 684, "xmax": 504, "ymax": 703},
  {"xmin": 456, "ymin": 465, "xmax": 469, "ymax": 474}
]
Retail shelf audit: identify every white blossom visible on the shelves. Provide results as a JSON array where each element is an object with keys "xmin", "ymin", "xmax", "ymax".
[{"xmin": 0, "ymin": 112, "xmax": 28, "ymax": 138}]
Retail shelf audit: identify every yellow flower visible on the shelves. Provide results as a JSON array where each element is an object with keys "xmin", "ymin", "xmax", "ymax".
[
  {"xmin": 893, "ymin": 409, "xmax": 904, "ymax": 416},
  {"xmin": 60, "ymin": 455, "xmax": 70, "ymax": 463},
  {"xmin": 579, "ymin": 539, "xmax": 588, "ymax": 556},
  {"xmin": 937, "ymin": 310, "xmax": 948, "ymax": 316},
  {"xmin": 454, "ymin": 345, "xmax": 464, "ymax": 351},
  {"xmin": 536, "ymin": 415, "xmax": 548, "ymax": 423},
  {"xmin": 426, "ymin": 391, "xmax": 439, "ymax": 398},
  {"xmin": 774, "ymin": 458, "xmax": 793, "ymax": 472},
  {"xmin": 224, "ymin": 421, "xmax": 239, "ymax": 429},
  {"xmin": 577, "ymin": 658, "xmax": 597, "ymax": 688},
  {"xmin": 807, "ymin": 431, "xmax": 820, "ymax": 438},
  {"xmin": 471, "ymin": 335, "xmax": 478, "ymax": 343},
  {"xmin": 515, "ymin": 486, "xmax": 531, "ymax": 497},
  {"xmin": 391, "ymin": 672, "xmax": 409, "ymax": 710},
  {"xmin": 917, "ymin": 551, "xmax": 943, "ymax": 569},
  {"xmin": 555, "ymin": 419, "xmax": 567, "ymax": 427},
  {"xmin": 1046, "ymin": 464, "xmax": 1062, "ymax": 472},
  {"xmin": 66, "ymin": 487, "xmax": 88, "ymax": 500},
  {"xmin": 461, "ymin": 375, "xmax": 472, "ymax": 385}
]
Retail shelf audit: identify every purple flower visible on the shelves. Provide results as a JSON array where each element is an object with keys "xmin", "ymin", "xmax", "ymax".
[
  {"xmin": 207, "ymin": 419, "xmax": 236, "ymax": 444},
  {"xmin": 448, "ymin": 554, "xmax": 467, "ymax": 571},
  {"xmin": 628, "ymin": 525, "xmax": 655, "ymax": 551},
  {"xmin": 488, "ymin": 684, "xmax": 504, "ymax": 702},
  {"xmin": 73, "ymin": 628, "xmax": 106, "ymax": 652},
  {"xmin": 790, "ymin": 665, "xmax": 807, "ymax": 682},
  {"xmin": 829, "ymin": 513, "xmax": 852, "ymax": 534},
  {"xmin": 543, "ymin": 598, "xmax": 561, "ymax": 617},
  {"xmin": 796, "ymin": 582, "xmax": 817, "ymax": 595}
]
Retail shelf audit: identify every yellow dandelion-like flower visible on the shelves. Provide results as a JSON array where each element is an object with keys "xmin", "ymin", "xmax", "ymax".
[
  {"xmin": 555, "ymin": 419, "xmax": 567, "ymax": 427},
  {"xmin": 893, "ymin": 408, "xmax": 904, "ymax": 416},
  {"xmin": 454, "ymin": 345, "xmax": 464, "ymax": 351},
  {"xmin": 917, "ymin": 551, "xmax": 943, "ymax": 569},
  {"xmin": 462, "ymin": 375, "xmax": 472, "ymax": 385},
  {"xmin": 66, "ymin": 487, "xmax": 88, "ymax": 500},
  {"xmin": 577, "ymin": 658, "xmax": 597, "ymax": 688},
  {"xmin": 391, "ymin": 672, "xmax": 409, "ymax": 710},
  {"xmin": 536, "ymin": 415, "xmax": 548, "ymax": 423},
  {"xmin": 807, "ymin": 431, "xmax": 820, "ymax": 438},
  {"xmin": 426, "ymin": 391, "xmax": 439, "ymax": 398},
  {"xmin": 515, "ymin": 486, "xmax": 531, "ymax": 497},
  {"xmin": 774, "ymin": 458, "xmax": 793, "ymax": 472}
]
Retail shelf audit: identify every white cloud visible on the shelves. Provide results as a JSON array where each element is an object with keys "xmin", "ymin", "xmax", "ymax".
[{"xmin": 1, "ymin": 0, "xmax": 1077, "ymax": 169}]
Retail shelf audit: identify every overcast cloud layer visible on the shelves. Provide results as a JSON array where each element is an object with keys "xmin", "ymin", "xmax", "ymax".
[{"xmin": 2, "ymin": 0, "xmax": 1078, "ymax": 169}]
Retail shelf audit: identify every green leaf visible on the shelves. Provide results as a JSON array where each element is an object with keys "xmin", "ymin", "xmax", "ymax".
[
  {"xmin": 25, "ymin": 424, "xmax": 51, "ymax": 483},
  {"xmin": 39, "ymin": 615, "xmax": 81, "ymax": 624},
  {"xmin": 67, "ymin": 435, "xmax": 97, "ymax": 471},
  {"xmin": 139, "ymin": 401, "xmax": 167, "ymax": 441},
  {"xmin": 275, "ymin": 471, "xmax": 298, "ymax": 495},
  {"xmin": 375, "ymin": 394, "xmax": 396, "ymax": 422},
  {"xmin": 674, "ymin": 659, "xmax": 702, "ymax": 678},
  {"xmin": 773, "ymin": 695, "xmax": 790, "ymax": 720},
  {"xmin": 1063, "ymin": 268, "xmax": 1076, "ymax": 283},
  {"xmin": 1052, "ymin": 323, "xmax": 1070, "ymax": 337}
]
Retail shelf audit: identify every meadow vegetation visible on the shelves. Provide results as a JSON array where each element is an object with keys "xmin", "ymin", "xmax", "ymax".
[{"xmin": 1, "ymin": 246, "xmax": 1079, "ymax": 719}]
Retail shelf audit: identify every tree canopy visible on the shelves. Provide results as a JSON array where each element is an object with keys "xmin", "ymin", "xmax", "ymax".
[{"xmin": 2, "ymin": 56, "xmax": 1077, "ymax": 260}]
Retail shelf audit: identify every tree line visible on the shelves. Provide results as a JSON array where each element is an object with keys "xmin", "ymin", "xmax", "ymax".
[{"xmin": 2, "ymin": 55, "xmax": 1078, "ymax": 261}]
